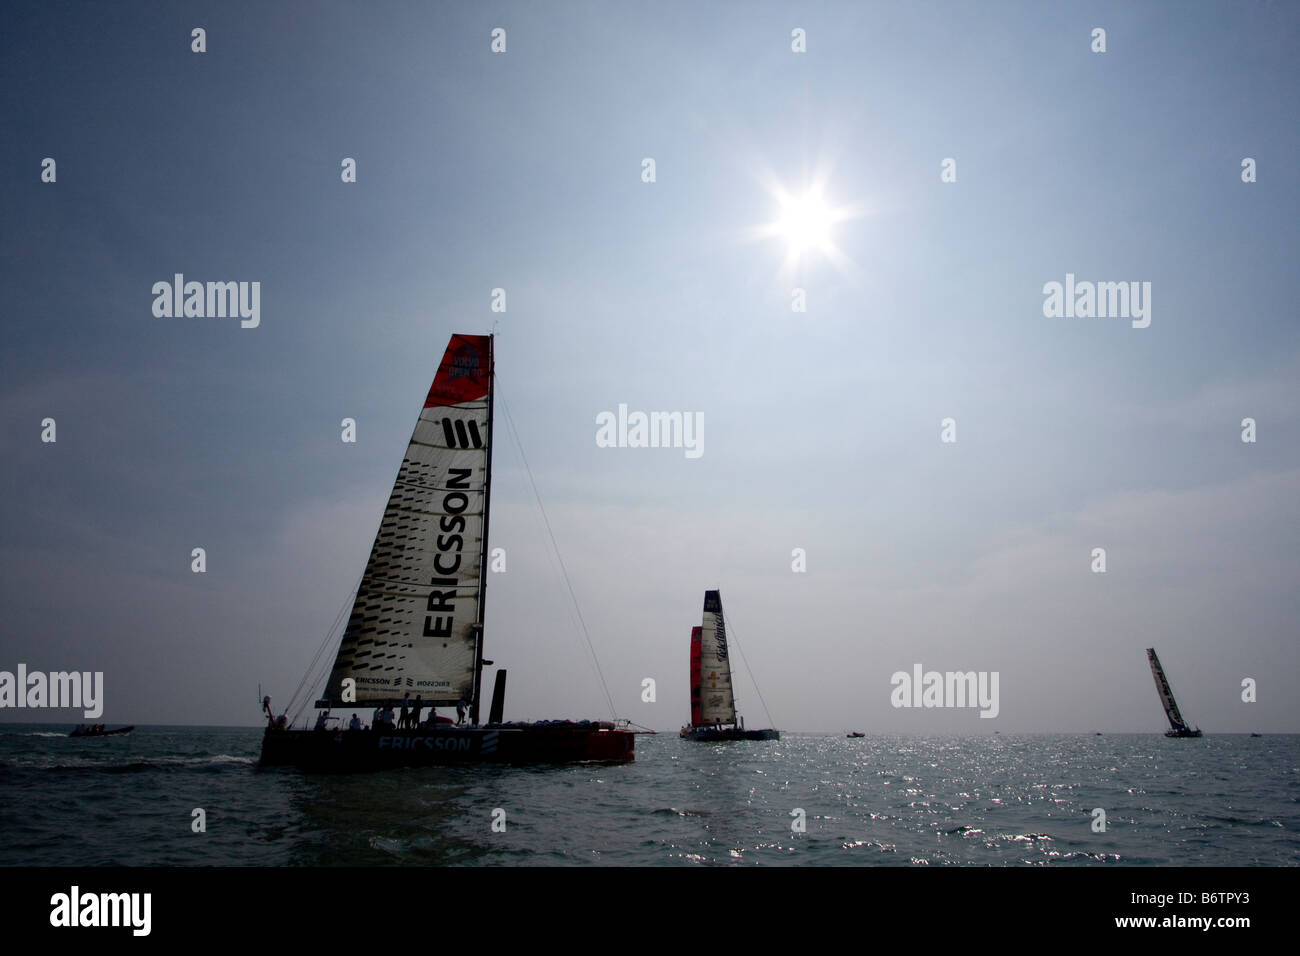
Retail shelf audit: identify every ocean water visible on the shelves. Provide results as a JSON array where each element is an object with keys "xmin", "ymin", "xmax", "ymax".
[{"xmin": 0, "ymin": 725, "xmax": 1295, "ymax": 866}]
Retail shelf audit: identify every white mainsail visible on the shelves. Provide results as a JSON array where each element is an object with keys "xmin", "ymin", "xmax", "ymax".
[
  {"xmin": 1146, "ymin": 647, "xmax": 1188, "ymax": 731},
  {"xmin": 698, "ymin": 589, "xmax": 736, "ymax": 726},
  {"xmin": 325, "ymin": 334, "xmax": 492, "ymax": 707}
]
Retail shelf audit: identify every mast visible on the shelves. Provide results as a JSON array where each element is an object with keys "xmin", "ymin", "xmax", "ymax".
[
  {"xmin": 470, "ymin": 334, "xmax": 494, "ymax": 726},
  {"xmin": 1146, "ymin": 647, "xmax": 1188, "ymax": 732}
]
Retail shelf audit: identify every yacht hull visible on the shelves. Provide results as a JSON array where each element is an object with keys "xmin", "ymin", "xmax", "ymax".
[
  {"xmin": 259, "ymin": 723, "xmax": 635, "ymax": 771},
  {"xmin": 679, "ymin": 727, "xmax": 779, "ymax": 742}
]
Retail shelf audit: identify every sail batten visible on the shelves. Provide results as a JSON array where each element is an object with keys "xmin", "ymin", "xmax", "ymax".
[
  {"xmin": 324, "ymin": 334, "xmax": 493, "ymax": 707},
  {"xmin": 698, "ymin": 590, "xmax": 736, "ymax": 726}
]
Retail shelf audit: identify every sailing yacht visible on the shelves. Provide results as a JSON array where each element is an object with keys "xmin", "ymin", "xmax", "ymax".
[
  {"xmin": 259, "ymin": 333, "xmax": 634, "ymax": 769},
  {"xmin": 680, "ymin": 590, "xmax": 778, "ymax": 741},
  {"xmin": 1146, "ymin": 648, "xmax": 1203, "ymax": 738}
]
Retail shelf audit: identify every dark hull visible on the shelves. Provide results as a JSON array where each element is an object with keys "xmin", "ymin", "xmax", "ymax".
[
  {"xmin": 259, "ymin": 723, "xmax": 634, "ymax": 771},
  {"xmin": 680, "ymin": 727, "xmax": 779, "ymax": 742},
  {"xmin": 69, "ymin": 726, "xmax": 134, "ymax": 737},
  {"xmin": 1164, "ymin": 727, "xmax": 1203, "ymax": 738}
]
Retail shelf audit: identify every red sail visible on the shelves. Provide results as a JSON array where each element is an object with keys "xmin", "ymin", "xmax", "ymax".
[
  {"xmin": 689, "ymin": 626, "xmax": 702, "ymax": 726},
  {"xmin": 424, "ymin": 334, "xmax": 491, "ymax": 408}
]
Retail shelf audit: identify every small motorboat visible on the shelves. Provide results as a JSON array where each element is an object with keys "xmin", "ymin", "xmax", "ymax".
[
  {"xmin": 846, "ymin": 732, "xmax": 865, "ymax": 738},
  {"xmin": 69, "ymin": 725, "xmax": 134, "ymax": 738}
]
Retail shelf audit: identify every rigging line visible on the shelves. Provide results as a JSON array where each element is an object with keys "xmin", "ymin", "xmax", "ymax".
[
  {"xmin": 497, "ymin": 390, "xmax": 619, "ymax": 720},
  {"xmin": 293, "ymin": 658, "xmax": 333, "ymax": 727},
  {"xmin": 725, "ymin": 612, "xmax": 777, "ymax": 729},
  {"xmin": 286, "ymin": 613, "xmax": 341, "ymax": 716},
  {"xmin": 293, "ymin": 635, "xmax": 344, "ymax": 726},
  {"xmin": 285, "ymin": 579, "xmax": 359, "ymax": 722},
  {"xmin": 502, "ymin": 434, "xmax": 599, "ymax": 687},
  {"xmin": 299, "ymin": 619, "xmax": 344, "ymax": 707}
]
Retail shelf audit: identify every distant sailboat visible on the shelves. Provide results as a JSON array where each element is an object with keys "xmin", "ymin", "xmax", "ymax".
[
  {"xmin": 680, "ymin": 590, "xmax": 778, "ymax": 742},
  {"xmin": 259, "ymin": 334, "xmax": 635, "ymax": 769},
  {"xmin": 1146, "ymin": 648, "xmax": 1203, "ymax": 738}
]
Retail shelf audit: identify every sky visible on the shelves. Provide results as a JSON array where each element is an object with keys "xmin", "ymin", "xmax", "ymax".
[{"xmin": 1, "ymin": 1, "xmax": 1297, "ymax": 732}]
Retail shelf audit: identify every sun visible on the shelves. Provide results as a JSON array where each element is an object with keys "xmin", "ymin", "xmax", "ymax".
[
  {"xmin": 774, "ymin": 189, "xmax": 835, "ymax": 259},
  {"xmin": 748, "ymin": 176, "xmax": 865, "ymax": 276}
]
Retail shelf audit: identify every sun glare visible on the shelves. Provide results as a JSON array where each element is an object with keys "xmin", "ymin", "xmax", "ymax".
[
  {"xmin": 775, "ymin": 190, "xmax": 834, "ymax": 258},
  {"xmin": 749, "ymin": 176, "xmax": 864, "ymax": 277}
]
